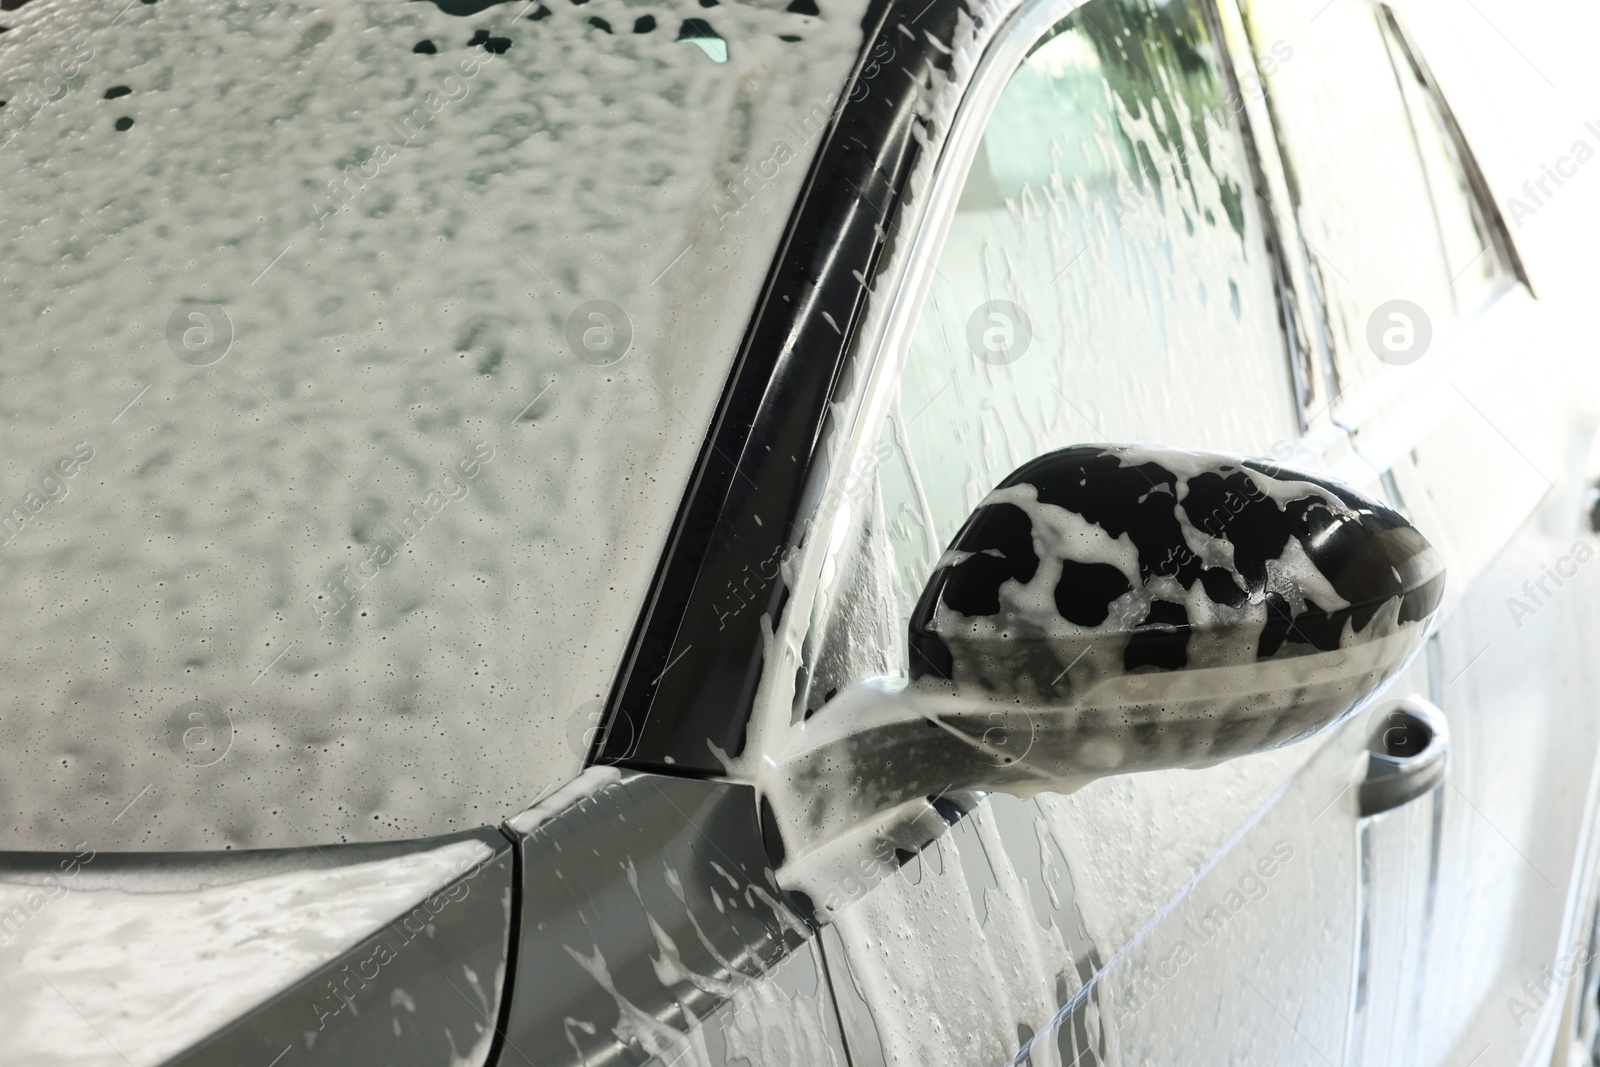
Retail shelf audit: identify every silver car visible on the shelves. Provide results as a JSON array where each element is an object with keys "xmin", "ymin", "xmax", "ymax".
[{"xmin": 0, "ymin": 0, "xmax": 1591, "ymax": 1063}]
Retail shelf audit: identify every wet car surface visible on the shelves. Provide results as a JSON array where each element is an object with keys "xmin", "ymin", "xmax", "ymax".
[{"xmin": 2, "ymin": 0, "xmax": 1599, "ymax": 1064}]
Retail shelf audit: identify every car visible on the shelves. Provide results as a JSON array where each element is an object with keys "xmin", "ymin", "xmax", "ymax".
[{"xmin": 0, "ymin": 0, "xmax": 1593, "ymax": 1062}]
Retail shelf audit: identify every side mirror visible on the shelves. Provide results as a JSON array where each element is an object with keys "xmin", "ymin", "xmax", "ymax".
[{"xmin": 769, "ymin": 445, "xmax": 1443, "ymax": 869}]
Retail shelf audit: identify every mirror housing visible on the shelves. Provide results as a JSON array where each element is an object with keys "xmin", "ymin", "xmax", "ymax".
[{"xmin": 769, "ymin": 445, "xmax": 1444, "ymax": 872}]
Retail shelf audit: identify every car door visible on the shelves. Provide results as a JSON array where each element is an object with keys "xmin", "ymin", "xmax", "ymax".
[
  {"xmin": 749, "ymin": 0, "xmax": 1415, "ymax": 1061},
  {"xmin": 1238, "ymin": 1, "xmax": 1600, "ymax": 1062}
]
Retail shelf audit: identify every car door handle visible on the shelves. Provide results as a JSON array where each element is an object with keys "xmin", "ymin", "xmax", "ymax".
[{"xmin": 1358, "ymin": 697, "xmax": 1449, "ymax": 817}]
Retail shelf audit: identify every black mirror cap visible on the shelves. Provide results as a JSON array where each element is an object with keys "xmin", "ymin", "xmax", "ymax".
[{"xmin": 908, "ymin": 445, "xmax": 1444, "ymax": 703}]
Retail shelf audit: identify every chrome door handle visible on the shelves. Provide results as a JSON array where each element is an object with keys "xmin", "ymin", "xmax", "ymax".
[{"xmin": 1358, "ymin": 698, "xmax": 1449, "ymax": 817}]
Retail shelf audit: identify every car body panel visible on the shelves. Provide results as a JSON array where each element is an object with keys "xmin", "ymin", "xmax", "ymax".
[
  {"xmin": 1378, "ymin": 339, "xmax": 1600, "ymax": 1062},
  {"xmin": 0, "ymin": 831, "xmax": 504, "ymax": 1067},
  {"xmin": 598, "ymin": 0, "xmax": 979, "ymax": 775},
  {"xmin": 499, "ymin": 769, "xmax": 849, "ymax": 1066},
  {"xmin": 159, "ymin": 830, "xmax": 514, "ymax": 1067}
]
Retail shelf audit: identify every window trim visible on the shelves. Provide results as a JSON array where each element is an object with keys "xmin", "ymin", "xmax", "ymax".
[
  {"xmin": 763, "ymin": 0, "xmax": 1097, "ymax": 724},
  {"xmin": 594, "ymin": 0, "xmax": 998, "ymax": 774}
]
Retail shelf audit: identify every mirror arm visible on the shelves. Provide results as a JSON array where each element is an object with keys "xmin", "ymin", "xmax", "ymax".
[{"xmin": 763, "ymin": 679, "xmax": 1073, "ymax": 864}]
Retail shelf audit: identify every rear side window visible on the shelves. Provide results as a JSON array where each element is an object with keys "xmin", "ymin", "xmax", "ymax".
[
  {"xmin": 1241, "ymin": 0, "xmax": 1515, "ymax": 401},
  {"xmin": 1377, "ymin": 6, "xmax": 1519, "ymax": 313}
]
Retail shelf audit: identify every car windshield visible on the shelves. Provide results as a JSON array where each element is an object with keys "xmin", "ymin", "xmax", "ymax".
[{"xmin": 0, "ymin": 0, "xmax": 865, "ymax": 850}]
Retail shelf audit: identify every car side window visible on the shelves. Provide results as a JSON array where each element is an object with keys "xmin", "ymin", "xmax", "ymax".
[
  {"xmin": 1240, "ymin": 0, "xmax": 1514, "ymax": 400},
  {"xmin": 799, "ymin": 0, "xmax": 1300, "ymax": 708}
]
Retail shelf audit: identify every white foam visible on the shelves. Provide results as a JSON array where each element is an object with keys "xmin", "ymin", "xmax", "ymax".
[
  {"xmin": 0, "ymin": 0, "xmax": 869, "ymax": 848},
  {"xmin": 0, "ymin": 837, "xmax": 493, "ymax": 1066}
]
